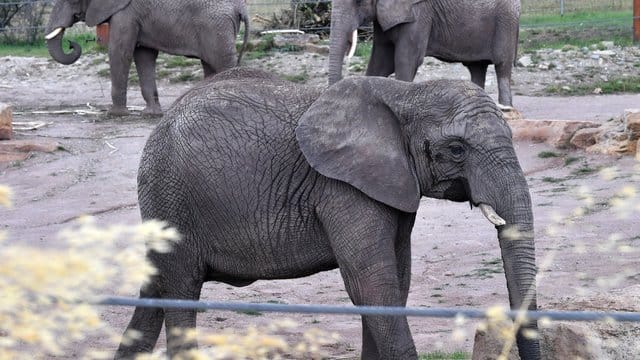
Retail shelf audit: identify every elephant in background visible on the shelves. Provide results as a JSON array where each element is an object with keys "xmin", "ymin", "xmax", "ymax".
[
  {"xmin": 329, "ymin": 0, "xmax": 521, "ymax": 108},
  {"xmin": 117, "ymin": 68, "xmax": 540, "ymax": 359},
  {"xmin": 45, "ymin": 0, "xmax": 249, "ymax": 117}
]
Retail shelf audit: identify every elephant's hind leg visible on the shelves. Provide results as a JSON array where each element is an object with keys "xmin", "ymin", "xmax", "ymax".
[
  {"xmin": 134, "ymin": 47, "xmax": 162, "ymax": 117},
  {"xmin": 114, "ymin": 282, "xmax": 164, "ymax": 359}
]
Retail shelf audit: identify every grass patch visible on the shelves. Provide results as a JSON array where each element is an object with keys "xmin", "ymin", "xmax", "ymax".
[
  {"xmin": 461, "ymin": 258, "xmax": 503, "ymax": 279},
  {"xmin": 572, "ymin": 165, "xmax": 598, "ymax": 176},
  {"xmin": 564, "ymin": 156, "xmax": 581, "ymax": 166},
  {"xmin": 545, "ymin": 76, "xmax": 640, "ymax": 95},
  {"xmin": 0, "ymin": 32, "xmax": 104, "ymax": 57},
  {"xmin": 170, "ymin": 72, "xmax": 198, "ymax": 83},
  {"xmin": 420, "ymin": 351, "xmax": 469, "ymax": 360},
  {"xmin": 519, "ymin": 11, "xmax": 633, "ymax": 52},
  {"xmin": 163, "ymin": 56, "xmax": 200, "ymax": 69},
  {"xmin": 354, "ymin": 41, "xmax": 373, "ymax": 58},
  {"xmin": 538, "ymin": 151, "xmax": 560, "ymax": 158}
]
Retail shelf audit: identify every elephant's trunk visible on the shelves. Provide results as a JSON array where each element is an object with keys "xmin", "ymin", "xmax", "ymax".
[
  {"xmin": 46, "ymin": 28, "xmax": 82, "ymax": 65},
  {"xmin": 495, "ymin": 181, "xmax": 540, "ymax": 359},
  {"xmin": 328, "ymin": 6, "xmax": 357, "ymax": 85}
]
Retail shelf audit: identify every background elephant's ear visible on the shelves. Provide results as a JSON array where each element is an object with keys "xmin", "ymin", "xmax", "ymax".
[
  {"xmin": 85, "ymin": 0, "xmax": 131, "ymax": 27},
  {"xmin": 376, "ymin": 0, "xmax": 415, "ymax": 31},
  {"xmin": 296, "ymin": 78, "xmax": 420, "ymax": 213}
]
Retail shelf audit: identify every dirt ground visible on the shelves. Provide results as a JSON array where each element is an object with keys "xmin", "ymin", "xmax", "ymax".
[{"xmin": 1, "ymin": 50, "xmax": 640, "ymax": 358}]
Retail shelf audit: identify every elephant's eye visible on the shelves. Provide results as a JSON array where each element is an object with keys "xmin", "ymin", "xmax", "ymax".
[{"xmin": 449, "ymin": 144, "xmax": 465, "ymax": 157}]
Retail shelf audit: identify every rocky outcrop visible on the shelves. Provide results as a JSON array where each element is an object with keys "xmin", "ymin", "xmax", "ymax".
[
  {"xmin": 0, "ymin": 103, "xmax": 12, "ymax": 140},
  {"xmin": 505, "ymin": 109, "xmax": 640, "ymax": 159},
  {"xmin": 472, "ymin": 286, "xmax": 640, "ymax": 359}
]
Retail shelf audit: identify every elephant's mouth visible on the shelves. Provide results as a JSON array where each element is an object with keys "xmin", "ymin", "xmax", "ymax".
[{"xmin": 438, "ymin": 178, "xmax": 506, "ymax": 226}]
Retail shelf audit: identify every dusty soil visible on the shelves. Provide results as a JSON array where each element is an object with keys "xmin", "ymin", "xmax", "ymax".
[{"xmin": 1, "ymin": 49, "xmax": 640, "ymax": 358}]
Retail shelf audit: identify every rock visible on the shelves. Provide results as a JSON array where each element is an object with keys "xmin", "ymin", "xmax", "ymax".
[
  {"xmin": 0, "ymin": 103, "xmax": 12, "ymax": 140},
  {"xmin": 508, "ymin": 119, "xmax": 601, "ymax": 149},
  {"xmin": 472, "ymin": 322, "xmax": 603, "ymax": 360},
  {"xmin": 600, "ymin": 41, "xmax": 615, "ymax": 49},
  {"xmin": 625, "ymin": 110, "xmax": 640, "ymax": 140},
  {"xmin": 0, "ymin": 139, "xmax": 61, "ymax": 163},
  {"xmin": 635, "ymin": 139, "xmax": 640, "ymax": 161},
  {"xmin": 592, "ymin": 50, "xmax": 616, "ymax": 57},
  {"xmin": 517, "ymin": 56, "xmax": 533, "ymax": 67},
  {"xmin": 570, "ymin": 127, "xmax": 601, "ymax": 149}
]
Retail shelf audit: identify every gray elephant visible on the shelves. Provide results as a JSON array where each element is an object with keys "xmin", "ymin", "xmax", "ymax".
[
  {"xmin": 44, "ymin": 0, "xmax": 249, "ymax": 117},
  {"xmin": 329, "ymin": 0, "xmax": 520, "ymax": 108},
  {"xmin": 117, "ymin": 68, "xmax": 540, "ymax": 359}
]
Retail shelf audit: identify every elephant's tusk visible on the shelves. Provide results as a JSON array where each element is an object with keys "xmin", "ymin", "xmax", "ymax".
[
  {"xmin": 479, "ymin": 203, "xmax": 506, "ymax": 226},
  {"xmin": 347, "ymin": 30, "xmax": 358, "ymax": 59},
  {"xmin": 45, "ymin": 27, "xmax": 64, "ymax": 40}
]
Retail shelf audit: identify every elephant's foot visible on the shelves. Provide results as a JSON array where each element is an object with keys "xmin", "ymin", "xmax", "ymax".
[
  {"xmin": 142, "ymin": 106, "xmax": 163, "ymax": 118},
  {"xmin": 107, "ymin": 105, "xmax": 130, "ymax": 117}
]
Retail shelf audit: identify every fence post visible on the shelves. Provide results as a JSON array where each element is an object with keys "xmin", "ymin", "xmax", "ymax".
[
  {"xmin": 560, "ymin": 0, "xmax": 564, "ymax": 16},
  {"xmin": 634, "ymin": 0, "xmax": 640, "ymax": 43}
]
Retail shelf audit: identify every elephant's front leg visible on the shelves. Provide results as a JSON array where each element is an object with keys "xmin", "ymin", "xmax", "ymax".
[
  {"xmin": 319, "ymin": 199, "xmax": 417, "ymax": 360},
  {"xmin": 390, "ymin": 22, "xmax": 429, "ymax": 82},
  {"xmin": 134, "ymin": 47, "xmax": 162, "ymax": 117},
  {"xmin": 107, "ymin": 18, "xmax": 138, "ymax": 116}
]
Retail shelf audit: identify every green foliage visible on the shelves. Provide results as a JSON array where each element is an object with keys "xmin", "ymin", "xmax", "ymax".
[
  {"xmin": 538, "ymin": 151, "xmax": 560, "ymax": 158},
  {"xmin": 283, "ymin": 70, "xmax": 309, "ymax": 83},
  {"xmin": 0, "ymin": 31, "xmax": 103, "ymax": 57},
  {"xmin": 354, "ymin": 41, "xmax": 373, "ymax": 58},
  {"xmin": 545, "ymin": 76, "xmax": 640, "ymax": 95},
  {"xmin": 419, "ymin": 351, "xmax": 470, "ymax": 360}
]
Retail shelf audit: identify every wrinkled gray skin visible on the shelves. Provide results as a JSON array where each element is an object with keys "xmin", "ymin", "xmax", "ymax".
[
  {"xmin": 118, "ymin": 68, "xmax": 539, "ymax": 359},
  {"xmin": 45, "ymin": 0, "xmax": 249, "ymax": 117},
  {"xmin": 329, "ymin": 0, "xmax": 520, "ymax": 107}
]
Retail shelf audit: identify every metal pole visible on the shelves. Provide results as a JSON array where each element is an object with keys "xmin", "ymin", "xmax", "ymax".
[
  {"xmin": 560, "ymin": 0, "xmax": 564, "ymax": 16},
  {"xmin": 634, "ymin": 0, "xmax": 640, "ymax": 43}
]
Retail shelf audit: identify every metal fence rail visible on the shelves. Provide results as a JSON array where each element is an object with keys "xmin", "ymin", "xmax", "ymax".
[
  {"xmin": 98, "ymin": 296, "xmax": 640, "ymax": 323},
  {"xmin": 0, "ymin": 0, "xmax": 636, "ymax": 42}
]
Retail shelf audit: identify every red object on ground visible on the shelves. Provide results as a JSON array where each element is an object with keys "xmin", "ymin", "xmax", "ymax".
[{"xmin": 96, "ymin": 23, "xmax": 109, "ymax": 47}]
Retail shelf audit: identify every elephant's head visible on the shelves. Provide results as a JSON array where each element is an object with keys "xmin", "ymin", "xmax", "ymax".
[
  {"xmin": 296, "ymin": 77, "xmax": 540, "ymax": 360},
  {"xmin": 45, "ymin": 0, "xmax": 131, "ymax": 64},
  {"xmin": 328, "ymin": 0, "xmax": 414, "ymax": 84}
]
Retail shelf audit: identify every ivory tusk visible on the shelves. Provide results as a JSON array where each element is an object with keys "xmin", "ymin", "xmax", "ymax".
[
  {"xmin": 479, "ymin": 203, "xmax": 506, "ymax": 226},
  {"xmin": 45, "ymin": 27, "xmax": 64, "ymax": 40},
  {"xmin": 347, "ymin": 30, "xmax": 358, "ymax": 59}
]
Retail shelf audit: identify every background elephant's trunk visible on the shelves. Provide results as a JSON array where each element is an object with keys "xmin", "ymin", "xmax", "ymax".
[
  {"xmin": 496, "ymin": 182, "xmax": 540, "ymax": 359},
  {"xmin": 46, "ymin": 28, "xmax": 82, "ymax": 65},
  {"xmin": 328, "ymin": 7, "xmax": 357, "ymax": 85}
]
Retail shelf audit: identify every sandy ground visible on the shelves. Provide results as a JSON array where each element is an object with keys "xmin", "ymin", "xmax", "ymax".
[{"xmin": 1, "ymin": 51, "xmax": 640, "ymax": 358}]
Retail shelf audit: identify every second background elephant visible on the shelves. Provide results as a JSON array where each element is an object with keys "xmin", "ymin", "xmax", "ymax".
[
  {"xmin": 329, "ymin": 0, "xmax": 520, "ymax": 108},
  {"xmin": 45, "ymin": 0, "xmax": 249, "ymax": 117}
]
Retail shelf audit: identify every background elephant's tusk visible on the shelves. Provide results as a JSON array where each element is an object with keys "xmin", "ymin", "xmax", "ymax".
[
  {"xmin": 347, "ymin": 30, "xmax": 358, "ymax": 59},
  {"xmin": 45, "ymin": 27, "xmax": 64, "ymax": 40},
  {"xmin": 479, "ymin": 203, "xmax": 506, "ymax": 226}
]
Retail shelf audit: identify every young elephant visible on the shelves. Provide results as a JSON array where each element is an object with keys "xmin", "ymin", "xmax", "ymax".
[
  {"xmin": 119, "ymin": 68, "xmax": 540, "ymax": 359},
  {"xmin": 44, "ymin": 0, "xmax": 249, "ymax": 117}
]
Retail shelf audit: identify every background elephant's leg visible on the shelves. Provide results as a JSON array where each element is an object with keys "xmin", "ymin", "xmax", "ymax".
[
  {"xmin": 114, "ymin": 281, "xmax": 165, "ymax": 359},
  {"xmin": 107, "ymin": 19, "xmax": 138, "ymax": 116},
  {"xmin": 200, "ymin": 60, "xmax": 215, "ymax": 78},
  {"xmin": 391, "ymin": 24, "xmax": 428, "ymax": 81},
  {"xmin": 365, "ymin": 23, "xmax": 395, "ymax": 77},
  {"xmin": 495, "ymin": 61, "xmax": 514, "ymax": 107},
  {"xmin": 163, "ymin": 278, "xmax": 204, "ymax": 357},
  {"xmin": 134, "ymin": 47, "xmax": 162, "ymax": 117},
  {"xmin": 464, "ymin": 61, "xmax": 489, "ymax": 89},
  {"xmin": 133, "ymin": 47, "xmax": 161, "ymax": 116}
]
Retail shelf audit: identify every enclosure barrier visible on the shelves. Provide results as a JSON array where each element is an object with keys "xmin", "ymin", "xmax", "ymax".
[{"xmin": 97, "ymin": 296, "xmax": 640, "ymax": 323}]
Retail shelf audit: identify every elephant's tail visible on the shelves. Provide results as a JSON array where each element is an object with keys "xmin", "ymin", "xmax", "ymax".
[{"xmin": 237, "ymin": 11, "xmax": 250, "ymax": 65}]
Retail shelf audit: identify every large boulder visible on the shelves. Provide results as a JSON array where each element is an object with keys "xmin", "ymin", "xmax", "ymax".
[
  {"xmin": 472, "ymin": 286, "xmax": 640, "ymax": 359},
  {"xmin": 0, "ymin": 103, "xmax": 12, "ymax": 140}
]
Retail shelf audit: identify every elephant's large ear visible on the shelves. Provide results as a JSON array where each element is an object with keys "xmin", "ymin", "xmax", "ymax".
[
  {"xmin": 85, "ymin": 0, "xmax": 131, "ymax": 27},
  {"xmin": 296, "ymin": 78, "xmax": 420, "ymax": 213},
  {"xmin": 376, "ymin": 0, "xmax": 415, "ymax": 31}
]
